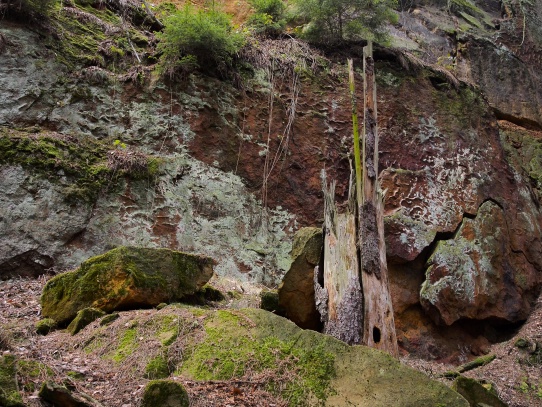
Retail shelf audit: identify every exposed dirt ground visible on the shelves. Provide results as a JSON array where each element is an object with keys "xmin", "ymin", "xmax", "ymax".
[{"xmin": 1, "ymin": 276, "xmax": 541, "ymax": 406}]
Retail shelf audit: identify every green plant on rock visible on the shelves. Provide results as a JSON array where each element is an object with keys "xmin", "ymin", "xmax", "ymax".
[
  {"xmin": 156, "ymin": 4, "xmax": 245, "ymax": 78},
  {"xmin": 291, "ymin": 0, "xmax": 398, "ymax": 45},
  {"xmin": 0, "ymin": 127, "xmax": 160, "ymax": 202}
]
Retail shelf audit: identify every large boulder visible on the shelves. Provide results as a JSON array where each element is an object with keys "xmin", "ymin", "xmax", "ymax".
[
  {"xmin": 278, "ymin": 227, "xmax": 322, "ymax": 330},
  {"xmin": 70, "ymin": 303, "xmax": 469, "ymax": 406},
  {"xmin": 179, "ymin": 308, "xmax": 469, "ymax": 407},
  {"xmin": 420, "ymin": 201, "xmax": 538, "ymax": 325},
  {"xmin": 41, "ymin": 246, "xmax": 214, "ymax": 325}
]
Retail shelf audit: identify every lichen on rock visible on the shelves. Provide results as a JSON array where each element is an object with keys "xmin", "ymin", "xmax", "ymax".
[
  {"xmin": 41, "ymin": 246, "xmax": 215, "ymax": 325},
  {"xmin": 420, "ymin": 199, "xmax": 539, "ymax": 326}
]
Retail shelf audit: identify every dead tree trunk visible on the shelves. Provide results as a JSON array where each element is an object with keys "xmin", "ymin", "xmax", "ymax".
[
  {"xmin": 359, "ymin": 42, "xmax": 398, "ymax": 356},
  {"xmin": 315, "ymin": 176, "xmax": 363, "ymax": 345},
  {"xmin": 315, "ymin": 42, "xmax": 398, "ymax": 357}
]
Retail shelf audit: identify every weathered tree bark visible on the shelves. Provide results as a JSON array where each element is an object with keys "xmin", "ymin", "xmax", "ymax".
[
  {"xmin": 315, "ymin": 176, "xmax": 363, "ymax": 345},
  {"xmin": 315, "ymin": 43, "xmax": 398, "ymax": 357},
  {"xmin": 359, "ymin": 42, "xmax": 398, "ymax": 357}
]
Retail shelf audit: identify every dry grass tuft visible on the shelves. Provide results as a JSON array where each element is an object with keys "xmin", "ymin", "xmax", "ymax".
[
  {"xmin": 241, "ymin": 37, "xmax": 332, "ymax": 78},
  {"xmin": 0, "ymin": 329, "xmax": 13, "ymax": 350},
  {"xmin": 107, "ymin": 149, "xmax": 149, "ymax": 174}
]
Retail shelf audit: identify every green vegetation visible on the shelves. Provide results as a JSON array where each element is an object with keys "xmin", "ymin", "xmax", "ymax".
[
  {"xmin": 181, "ymin": 310, "xmax": 336, "ymax": 405},
  {"xmin": 112, "ymin": 327, "xmax": 138, "ymax": 363},
  {"xmin": 452, "ymin": 376, "xmax": 507, "ymax": 407},
  {"xmin": 100, "ymin": 312, "xmax": 120, "ymax": 326},
  {"xmin": 1, "ymin": 0, "xmax": 57, "ymax": 23},
  {"xmin": 0, "ymin": 355, "xmax": 25, "ymax": 407},
  {"xmin": 145, "ymin": 355, "xmax": 170, "ymax": 379},
  {"xmin": 292, "ymin": 0, "xmax": 398, "ymax": 45},
  {"xmin": 446, "ymin": 0, "xmax": 484, "ymax": 18},
  {"xmin": 0, "ymin": 127, "xmax": 158, "ymax": 202},
  {"xmin": 40, "ymin": 246, "xmax": 214, "ymax": 325},
  {"xmin": 247, "ymin": 0, "xmax": 287, "ymax": 36},
  {"xmin": 156, "ymin": 4, "xmax": 245, "ymax": 78},
  {"xmin": 17, "ymin": 360, "xmax": 54, "ymax": 392},
  {"xmin": 500, "ymin": 125, "xmax": 542, "ymax": 199}
]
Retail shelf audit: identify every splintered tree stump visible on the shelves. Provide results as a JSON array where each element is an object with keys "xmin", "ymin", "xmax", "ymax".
[
  {"xmin": 315, "ymin": 42, "xmax": 398, "ymax": 357},
  {"xmin": 315, "ymin": 178, "xmax": 363, "ymax": 345}
]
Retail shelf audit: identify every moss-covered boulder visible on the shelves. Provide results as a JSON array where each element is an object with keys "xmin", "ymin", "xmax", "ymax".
[
  {"xmin": 35, "ymin": 318, "xmax": 56, "ymax": 335},
  {"xmin": 278, "ymin": 227, "xmax": 322, "ymax": 330},
  {"xmin": 141, "ymin": 380, "xmax": 189, "ymax": 407},
  {"xmin": 452, "ymin": 376, "xmax": 508, "ymax": 407},
  {"xmin": 67, "ymin": 308, "xmax": 106, "ymax": 335},
  {"xmin": 178, "ymin": 308, "xmax": 468, "ymax": 406},
  {"xmin": 41, "ymin": 246, "xmax": 215, "ymax": 325},
  {"xmin": 0, "ymin": 355, "xmax": 25, "ymax": 407}
]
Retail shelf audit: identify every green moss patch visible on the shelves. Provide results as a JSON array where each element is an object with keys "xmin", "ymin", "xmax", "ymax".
[
  {"xmin": 38, "ymin": 0, "xmax": 152, "ymax": 71},
  {"xmin": 452, "ymin": 376, "xmax": 507, "ymax": 407},
  {"xmin": 67, "ymin": 307, "xmax": 106, "ymax": 335},
  {"xmin": 0, "ymin": 355, "xmax": 25, "ymax": 407},
  {"xmin": 111, "ymin": 326, "xmax": 139, "ymax": 363},
  {"xmin": 17, "ymin": 359, "xmax": 54, "ymax": 392},
  {"xmin": 0, "ymin": 127, "xmax": 157, "ymax": 202},
  {"xmin": 179, "ymin": 310, "xmax": 335, "ymax": 404},
  {"xmin": 68, "ymin": 305, "xmax": 467, "ymax": 406},
  {"xmin": 100, "ymin": 312, "xmax": 120, "ymax": 326},
  {"xmin": 500, "ymin": 123, "xmax": 542, "ymax": 200},
  {"xmin": 145, "ymin": 355, "xmax": 170, "ymax": 379},
  {"xmin": 35, "ymin": 318, "xmax": 57, "ymax": 335}
]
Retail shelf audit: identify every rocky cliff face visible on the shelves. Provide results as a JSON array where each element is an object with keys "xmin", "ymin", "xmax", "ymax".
[{"xmin": 0, "ymin": 0, "xmax": 541, "ymax": 359}]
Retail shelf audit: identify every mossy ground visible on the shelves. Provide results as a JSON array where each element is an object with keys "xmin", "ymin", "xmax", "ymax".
[
  {"xmin": 0, "ymin": 355, "xmax": 25, "ymax": 407},
  {"xmin": 179, "ymin": 309, "xmax": 336, "ymax": 405},
  {"xmin": 17, "ymin": 359, "xmax": 55, "ymax": 392}
]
